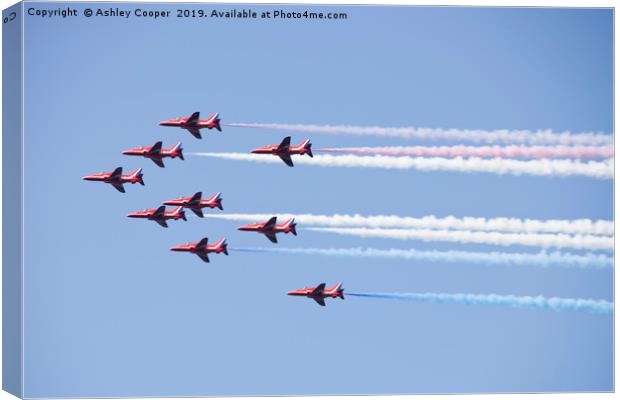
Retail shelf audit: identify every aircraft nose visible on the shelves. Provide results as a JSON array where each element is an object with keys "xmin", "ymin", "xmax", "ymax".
[{"xmin": 170, "ymin": 246, "xmax": 182, "ymax": 251}]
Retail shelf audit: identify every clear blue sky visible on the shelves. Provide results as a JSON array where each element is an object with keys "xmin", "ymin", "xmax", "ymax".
[{"xmin": 22, "ymin": 4, "xmax": 612, "ymax": 397}]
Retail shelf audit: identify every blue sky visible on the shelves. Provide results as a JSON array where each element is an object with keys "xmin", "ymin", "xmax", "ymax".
[{"xmin": 21, "ymin": 4, "xmax": 612, "ymax": 397}]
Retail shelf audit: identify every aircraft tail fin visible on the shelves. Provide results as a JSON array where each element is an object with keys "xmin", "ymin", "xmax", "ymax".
[
  {"xmin": 286, "ymin": 218, "xmax": 297, "ymax": 235},
  {"xmin": 173, "ymin": 142, "xmax": 184, "ymax": 160},
  {"xmin": 129, "ymin": 167, "xmax": 142, "ymax": 177},
  {"xmin": 219, "ymin": 238, "xmax": 229, "ymax": 255},
  {"xmin": 211, "ymin": 192, "xmax": 224, "ymax": 210},
  {"xmin": 130, "ymin": 168, "xmax": 144, "ymax": 185},
  {"xmin": 335, "ymin": 282, "xmax": 345, "ymax": 299},
  {"xmin": 172, "ymin": 206, "xmax": 186, "ymax": 221},
  {"xmin": 302, "ymin": 139, "xmax": 313, "ymax": 158},
  {"xmin": 204, "ymin": 112, "xmax": 222, "ymax": 131}
]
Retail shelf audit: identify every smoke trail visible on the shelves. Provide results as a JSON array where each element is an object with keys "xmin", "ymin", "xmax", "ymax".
[
  {"xmin": 190, "ymin": 152, "xmax": 614, "ymax": 179},
  {"xmin": 347, "ymin": 292, "xmax": 613, "ymax": 314},
  {"xmin": 318, "ymin": 145, "xmax": 614, "ymax": 159},
  {"xmin": 306, "ymin": 227, "xmax": 614, "ymax": 251},
  {"xmin": 230, "ymin": 247, "xmax": 613, "ymax": 269},
  {"xmin": 202, "ymin": 213, "xmax": 614, "ymax": 236},
  {"xmin": 223, "ymin": 123, "xmax": 613, "ymax": 146}
]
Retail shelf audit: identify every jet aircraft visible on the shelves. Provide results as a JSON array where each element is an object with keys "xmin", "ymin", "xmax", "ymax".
[
  {"xmin": 163, "ymin": 192, "xmax": 223, "ymax": 217},
  {"xmin": 170, "ymin": 237, "xmax": 228, "ymax": 263},
  {"xmin": 122, "ymin": 141, "xmax": 183, "ymax": 168},
  {"xmin": 159, "ymin": 112, "xmax": 221, "ymax": 139},
  {"xmin": 287, "ymin": 282, "xmax": 345, "ymax": 306},
  {"xmin": 250, "ymin": 136, "xmax": 313, "ymax": 167},
  {"xmin": 237, "ymin": 216, "xmax": 297, "ymax": 243},
  {"xmin": 82, "ymin": 167, "xmax": 144, "ymax": 193},
  {"xmin": 127, "ymin": 206, "xmax": 186, "ymax": 228}
]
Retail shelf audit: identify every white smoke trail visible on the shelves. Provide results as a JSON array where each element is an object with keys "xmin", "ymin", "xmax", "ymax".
[
  {"xmin": 224, "ymin": 123, "xmax": 613, "ymax": 146},
  {"xmin": 347, "ymin": 292, "xmax": 613, "ymax": 314},
  {"xmin": 319, "ymin": 145, "xmax": 614, "ymax": 159},
  {"xmin": 232, "ymin": 247, "xmax": 613, "ymax": 269},
  {"xmin": 306, "ymin": 227, "xmax": 614, "ymax": 251},
  {"xmin": 202, "ymin": 213, "xmax": 614, "ymax": 236},
  {"xmin": 190, "ymin": 152, "xmax": 614, "ymax": 180}
]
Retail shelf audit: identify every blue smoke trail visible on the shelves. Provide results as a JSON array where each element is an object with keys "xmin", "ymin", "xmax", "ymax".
[
  {"xmin": 348, "ymin": 293, "xmax": 613, "ymax": 314},
  {"xmin": 230, "ymin": 247, "xmax": 612, "ymax": 269}
]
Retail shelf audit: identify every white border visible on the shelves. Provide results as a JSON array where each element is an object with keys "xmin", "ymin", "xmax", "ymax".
[{"xmin": 0, "ymin": 1, "xmax": 615, "ymax": 400}]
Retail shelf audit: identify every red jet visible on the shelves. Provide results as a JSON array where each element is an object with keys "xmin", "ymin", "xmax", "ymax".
[
  {"xmin": 122, "ymin": 141, "xmax": 183, "ymax": 168},
  {"xmin": 159, "ymin": 112, "xmax": 221, "ymax": 139},
  {"xmin": 287, "ymin": 283, "xmax": 345, "ymax": 307},
  {"xmin": 170, "ymin": 237, "xmax": 228, "ymax": 263},
  {"xmin": 251, "ymin": 136, "xmax": 313, "ymax": 167},
  {"xmin": 237, "ymin": 216, "xmax": 297, "ymax": 243},
  {"xmin": 82, "ymin": 167, "xmax": 144, "ymax": 193},
  {"xmin": 163, "ymin": 191, "xmax": 223, "ymax": 218},
  {"xmin": 127, "ymin": 206, "xmax": 186, "ymax": 228}
]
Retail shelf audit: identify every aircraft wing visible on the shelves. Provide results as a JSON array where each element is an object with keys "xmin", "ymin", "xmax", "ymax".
[
  {"xmin": 278, "ymin": 153, "xmax": 294, "ymax": 167},
  {"xmin": 110, "ymin": 167, "xmax": 123, "ymax": 180},
  {"xmin": 150, "ymin": 158, "xmax": 165, "ymax": 168},
  {"xmin": 153, "ymin": 206, "xmax": 166, "ymax": 218},
  {"xmin": 155, "ymin": 219, "xmax": 168, "ymax": 228},
  {"xmin": 190, "ymin": 207, "xmax": 204, "ymax": 218},
  {"xmin": 263, "ymin": 217, "xmax": 277, "ymax": 230},
  {"xmin": 276, "ymin": 136, "xmax": 291, "ymax": 152},
  {"xmin": 111, "ymin": 182, "xmax": 125, "ymax": 193},
  {"xmin": 148, "ymin": 141, "xmax": 163, "ymax": 155},
  {"xmin": 311, "ymin": 283, "xmax": 326, "ymax": 296},
  {"xmin": 197, "ymin": 253, "xmax": 210, "ymax": 263},
  {"xmin": 313, "ymin": 297, "xmax": 326, "ymax": 307},
  {"xmin": 186, "ymin": 112, "xmax": 200, "ymax": 125},
  {"xmin": 189, "ymin": 191, "xmax": 203, "ymax": 205},
  {"xmin": 188, "ymin": 128, "xmax": 202, "ymax": 139},
  {"xmin": 196, "ymin": 238, "xmax": 209, "ymax": 248},
  {"xmin": 264, "ymin": 232, "xmax": 278, "ymax": 243}
]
